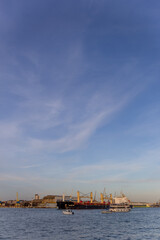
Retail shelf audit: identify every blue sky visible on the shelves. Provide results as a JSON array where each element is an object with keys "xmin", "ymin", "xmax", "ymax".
[{"xmin": 0, "ymin": 0, "xmax": 160, "ymax": 202}]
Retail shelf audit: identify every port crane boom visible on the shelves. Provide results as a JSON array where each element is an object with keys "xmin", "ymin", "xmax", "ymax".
[{"xmin": 77, "ymin": 191, "xmax": 93, "ymax": 203}]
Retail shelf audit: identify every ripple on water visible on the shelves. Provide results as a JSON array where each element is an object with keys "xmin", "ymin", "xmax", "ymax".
[{"xmin": 0, "ymin": 208, "xmax": 160, "ymax": 239}]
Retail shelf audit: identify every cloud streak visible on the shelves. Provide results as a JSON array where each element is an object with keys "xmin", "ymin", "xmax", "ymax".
[{"xmin": 0, "ymin": 0, "xmax": 160, "ymax": 201}]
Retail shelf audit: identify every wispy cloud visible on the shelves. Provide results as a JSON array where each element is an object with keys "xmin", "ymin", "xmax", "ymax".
[
  {"xmin": 0, "ymin": 0, "xmax": 160, "ymax": 201},
  {"xmin": 58, "ymin": 146, "xmax": 160, "ymax": 185},
  {"xmin": 27, "ymin": 94, "xmax": 131, "ymax": 153},
  {"xmin": 0, "ymin": 60, "xmax": 153, "ymax": 158},
  {"xmin": 62, "ymin": 176, "xmax": 160, "ymax": 185},
  {"xmin": 19, "ymin": 163, "xmax": 45, "ymax": 169},
  {"xmin": 0, "ymin": 174, "xmax": 27, "ymax": 182}
]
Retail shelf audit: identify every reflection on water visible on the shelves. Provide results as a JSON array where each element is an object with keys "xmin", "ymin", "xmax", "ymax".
[{"xmin": 0, "ymin": 208, "xmax": 160, "ymax": 239}]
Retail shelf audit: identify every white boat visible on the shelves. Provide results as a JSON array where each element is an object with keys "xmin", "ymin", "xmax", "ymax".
[
  {"xmin": 102, "ymin": 204, "xmax": 131, "ymax": 213},
  {"xmin": 110, "ymin": 204, "xmax": 131, "ymax": 212},
  {"xmin": 63, "ymin": 209, "xmax": 74, "ymax": 215}
]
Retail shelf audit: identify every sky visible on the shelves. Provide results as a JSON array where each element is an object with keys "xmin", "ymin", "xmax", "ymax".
[{"xmin": 0, "ymin": 0, "xmax": 160, "ymax": 202}]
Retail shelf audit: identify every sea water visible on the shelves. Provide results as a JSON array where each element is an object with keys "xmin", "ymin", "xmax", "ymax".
[{"xmin": 0, "ymin": 208, "xmax": 160, "ymax": 240}]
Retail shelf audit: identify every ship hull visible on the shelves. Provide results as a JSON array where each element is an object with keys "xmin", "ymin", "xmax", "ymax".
[{"xmin": 57, "ymin": 201, "xmax": 109, "ymax": 210}]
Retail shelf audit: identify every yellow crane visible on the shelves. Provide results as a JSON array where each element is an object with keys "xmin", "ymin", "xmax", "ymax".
[
  {"xmin": 110, "ymin": 194, "xmax": 113, "ymax": 204},
  {"xmin": 16, "ymin": 192, "xmax": 20, "ymax": 207},
  {"xmin": 100, "ymin": 193, "xmax": 113, "ymax": 204},
  {"xmin": 16, "ymin": 192, "xmax": 19, "ymax": 202},
  {"xmin": 77, "ymin": 191, "xmax": 93, "ymax": 203},
  {"xmin": 100, "ymin": 193, "xmax": 104, "ymax": 203}
]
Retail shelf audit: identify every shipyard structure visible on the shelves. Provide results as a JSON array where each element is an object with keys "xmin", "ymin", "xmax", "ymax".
[{"xmin": 0, "ymin": 192, "xmax": 155, "ymax": 208}]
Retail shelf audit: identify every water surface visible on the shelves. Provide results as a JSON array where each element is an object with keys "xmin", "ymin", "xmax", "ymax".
[{"xmin": 0, "ymin": 208, "xmax": 160, "ymax": 239}]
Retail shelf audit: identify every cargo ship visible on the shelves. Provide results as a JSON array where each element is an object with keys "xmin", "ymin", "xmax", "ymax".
[{"xmin": 57, "ymin": 191, "xmax": 111, "ymax": 210}]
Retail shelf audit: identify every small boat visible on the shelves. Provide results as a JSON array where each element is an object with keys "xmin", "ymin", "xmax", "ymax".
[{"xmin": 63, "ymin": 209, "xmax": 74, "ymax": 215}]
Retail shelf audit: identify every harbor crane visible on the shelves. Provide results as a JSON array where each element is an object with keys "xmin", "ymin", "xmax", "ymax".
[
  {"xmin": 100, "ymin": 193, "xmax": 113, "ymax": 204},
  {"xmin": 77, "ymin": 191, "xmax": 93, "ymax": 203}
]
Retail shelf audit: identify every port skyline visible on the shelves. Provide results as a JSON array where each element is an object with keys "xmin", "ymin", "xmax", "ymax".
[
  {"xmin": 0, "ymin": 191, "xmax": 159, "ymax": 209},
  {"xmin": 1, "ymin": 189, "xmax": 160, "ymax": 204}
]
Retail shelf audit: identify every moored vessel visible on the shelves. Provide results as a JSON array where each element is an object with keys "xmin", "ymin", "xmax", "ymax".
[
  {"xmin": 102, "ymin": 204, "xmax": 131, "ymax": 213},
  {"xmin": 57, "ymin": 191, "xmax": 111, "ymax": 210}
]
